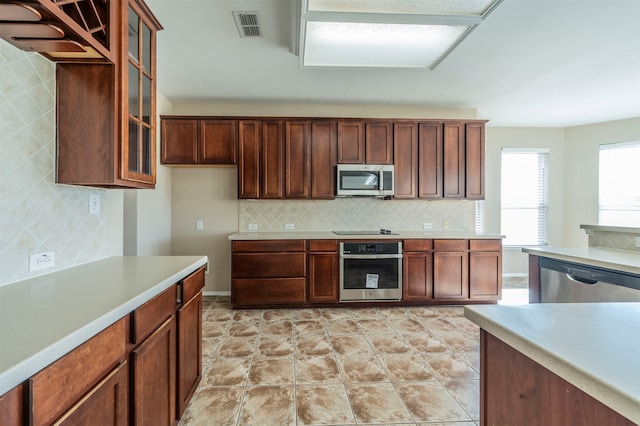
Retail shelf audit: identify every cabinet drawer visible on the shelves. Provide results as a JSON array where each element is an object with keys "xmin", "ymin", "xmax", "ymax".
[
  {"xmin": 132, "ymin": 285, "xmax": 177, "ymax": 345},
  {"xmin": 182, "ymin": 267, "xmax": 205, "ymax": 304},
  {"xmin": 233, "ymin": 253, "xmax": 306, "ymax": 278},
  {"xmin": 232, "ymin": 278, "xmax": 306, "ymax": 305},
  {"xmin": 30, "ymin": 317, "xmax": 127, "ymax": 426},
  {"xmin": 403, "ymin": 239, "xmax": 432, "ymax": 251},
  {"xmin": 434, "ymin": 239, "xmax": 468, "ymax": 251},
  {"xmin": 233, "ymin": 240, "xmax": 305, "ymax": 253},
  {"xmin": 308, "ymin": 240, "xmax": 338, "ymax": 252},
  {"xmin": 470, "ymin": 239, "xmax": 502, "ymax": 251}
]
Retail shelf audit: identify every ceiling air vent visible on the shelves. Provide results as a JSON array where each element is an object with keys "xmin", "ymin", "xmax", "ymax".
[{"xmin": 233, "ymin": 11, "xmax": 262, "ymax": 38}]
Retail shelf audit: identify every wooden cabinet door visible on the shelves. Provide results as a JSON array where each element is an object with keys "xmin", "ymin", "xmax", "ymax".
[
  {"xmin": 261, "ymin": 120, "xmax": 285, "ymax": 199},
  {"xmin": 465, "ymin": 122, "xmax": 485, "ymax": 199},
  {"xmin": 0, "ymin": 383, "xmax": 24, "ymax": 426},
  {"xmin": 160, "ymin": 118, "xmax": 198, "ymax": 164},
  {"xmin": 365, "ymin": 121, "xmax": 393, "ymax": 164},
  {"xmin": 200, "ymin": 119, "xmax": 237, "ymax": 164},
  {"xmin": 177, "ymin": 293, "xmax": 202, "ymax": 419},
  {"xmin": 310, "ymin": 120, "xmax": 337, "ymax": 199},
  {"xmin": 53, "ymin": 362, "xmax": 128, "ymax": 426},
  {"xmin": 469, "ymin": 251, "xmax": 501, "ymax": 300},
  {"xmin": 131, "ymin": 316, "xmax": 176, "ymax": 426},
  {"xmin": 238, "ymin": 120, "xmax": 261, "ymax": 199},
  {"xmin": 309, "ymin": 252, "xmax": 339, "ymax": 303},
  {"xmin": 418, "ymin": 122, "xmax": 443, "ymax": 199},
  {"xmin": 403, "ymin": 252, "xmax": 433, "ymax": 301},
  {"xmin": 443, "ymin": 122, "xmax": 465, "ymax": 198},
  {"xmin": 337, "ymin": 121, "xmax": 365, "ymax": 163},
  {"xmin": 433, "ymin": 251, "xmax": 468, "ymax": 300},
  {"xmin": 285, "ymin": 121, "xmax": 311, "ymax": 198},
  {"xmin": 393, "ymin": 122, "xmax": 418, "ymax": 199}
]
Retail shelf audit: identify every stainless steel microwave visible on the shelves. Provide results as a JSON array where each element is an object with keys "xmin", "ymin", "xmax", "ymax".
[{"xmin": 336, "ymin": 164, "xmax": 394, "ymax": 197}]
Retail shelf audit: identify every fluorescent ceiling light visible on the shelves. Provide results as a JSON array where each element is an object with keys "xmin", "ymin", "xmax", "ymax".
[{"xmin": 296, "ymin": 0, "xmax": 503, "ymax": 70}]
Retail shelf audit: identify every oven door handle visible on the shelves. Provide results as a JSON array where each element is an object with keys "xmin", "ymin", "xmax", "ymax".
[{"xmin": 341, "ymin": 254, "xmax": 403, "ymax": 259}]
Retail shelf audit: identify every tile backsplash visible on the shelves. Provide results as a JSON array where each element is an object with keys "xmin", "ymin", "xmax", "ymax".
[
  {"xmin": 0, "ymin": 40, "xmax": 111, "ymax": 285},
  {"xmin": 239, "ymin": 198, "xmax": 476, "ymax": 232},
  {"xmin": 587, "ymin": 229, "xmax": 640, "ymax": 252}
]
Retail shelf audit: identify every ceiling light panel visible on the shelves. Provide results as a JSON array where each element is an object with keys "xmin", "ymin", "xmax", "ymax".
[
  {"xmin": 307, "ymin": 0, "xmax": 499, "ymax": 15},
  {"xmin": 303, "ymin": 21, "xmax": 468, "ymax": 68}
]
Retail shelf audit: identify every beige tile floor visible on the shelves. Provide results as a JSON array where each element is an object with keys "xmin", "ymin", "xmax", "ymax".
[{"xmin": 179, "ymin": 297, "xmax": 484, "ymax": 426}]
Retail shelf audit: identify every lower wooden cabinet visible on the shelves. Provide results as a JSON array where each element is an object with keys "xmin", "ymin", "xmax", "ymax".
[
  {"xmin": 403, "ymin": 239, "xmax": 433, "ymax": 301},
  {"xmin": 469, "ymin": 240, "xmax": 502, "ymax": 300},
  {"xmin": 131, "ymin": 316, "xmax": 177, "ymax": 426},
  {"xmin": 0, "ymin": 383, "xmax": 25, "ymax": 426},
  {"xmin": 433, "ymin": 240, "xmax": 469, "ymax": 300},
  {"xmin": 308, "ymin": 240, "xmax": 339, "ymax": 303},
  {"xmin": 177, "ymin": 268, "xmax": 205, "ymax": 418}
]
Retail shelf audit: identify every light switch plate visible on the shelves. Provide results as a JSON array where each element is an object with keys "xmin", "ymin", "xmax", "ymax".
[
  {"xmin": 89, "ymin": 193, "xmax": 100, "ymax": 215},
  {"xmin": 285, "ymin": 224, "xmax": 295, "ymax": 231}
]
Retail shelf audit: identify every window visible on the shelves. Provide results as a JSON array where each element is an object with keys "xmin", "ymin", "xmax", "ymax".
[
  {"xmin": 501, "ymin": 149, "xmax": 549, "ymax": 246},
  {"xmin": 599, "ymin": 142, "xmax": 640, "ymax": 226}
]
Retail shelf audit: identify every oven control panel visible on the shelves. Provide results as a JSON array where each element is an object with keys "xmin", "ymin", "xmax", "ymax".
[{"xmin": 342, "ymin": 242, "xmax": 401, "ymax": 255}]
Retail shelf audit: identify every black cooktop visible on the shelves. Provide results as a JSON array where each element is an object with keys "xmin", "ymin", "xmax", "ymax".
[{"xmin": 332, "ymin": 230, "xmax": 399, "ymax": 236}]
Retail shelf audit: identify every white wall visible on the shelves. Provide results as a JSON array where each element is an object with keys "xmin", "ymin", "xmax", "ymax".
[
  {"xmin": 0, "ymin": 39, "xmax": 122, "ymax": 285},
  {"xmin": 123, "ymin": 92, "xmax": 173, "ymax": 256},
  {"xmin": 563, "ymin": 118, "xmax": 640, "ymax": 246}
]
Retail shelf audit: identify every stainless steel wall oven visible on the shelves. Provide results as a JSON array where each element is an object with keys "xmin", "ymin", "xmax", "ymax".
[{"xmin": 339, "ymin": 241, "xmax": 403, "ymax": 301}]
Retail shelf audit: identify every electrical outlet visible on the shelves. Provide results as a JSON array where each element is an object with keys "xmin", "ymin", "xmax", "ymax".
[
  {"xmin": 284, "ymin": 223, "xmax": 295, "ymax": 231},
  {"xmin": 89, "ymin": 193, "xmax": 100, "ymax": 215},
  {"xmin": 635, "ymin": 236, "xmax": 640, "ymax": 248},
  {"xmin": 196, "ymin": 220, "xmax": 204, "ymax": 230},
  {"xmin": 29, "ymin": 252, "xmax": 55, "ymax": 271},
  {"xmin": 423, "ymin": 223, "xmax": 432, "ymax": 230},
  {"xmin": 248, "ymin": 224, "xmax": 258, "ymax": 231},
  {"xmin": 443, "ymin": 220, "xmax": 449, "ymax": 229}
]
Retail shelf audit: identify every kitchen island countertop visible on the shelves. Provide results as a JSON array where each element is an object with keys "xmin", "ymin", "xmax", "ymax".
[
  {"xmin": 228, "ymin": 231, "xmax": 504, "ymax": 241},
  {"xmin": 464, "ymin": 303, "xmax": 640, "ymax": 424},
  {"xmin": 522, "ymin": 246, "xmax": 640, "ymax": 275},
  {"xmin": 0, "ymin": 255, "xmax": 207, "ymax": 395}
]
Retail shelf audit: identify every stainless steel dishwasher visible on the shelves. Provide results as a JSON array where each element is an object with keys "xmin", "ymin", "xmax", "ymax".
[{"xmin": 539, "ymin": 257, "xmax": 640, "ymax": 303}]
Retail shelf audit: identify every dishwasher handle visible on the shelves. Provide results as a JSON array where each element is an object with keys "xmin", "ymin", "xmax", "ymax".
[{"xmin": 566, "ymin": 272, "xmax": 598, "ymax": 285}]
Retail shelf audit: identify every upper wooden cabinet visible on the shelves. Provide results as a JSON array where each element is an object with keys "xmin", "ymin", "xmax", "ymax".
[
  {"xmin": 443, "ymin": 122, "xmax": 466, "ymax": 198},
  {"xmin": 238, "ymin": 120, "xmax": 284, "ymax": 199},
  {"xmin": 338, "ymin": 121, "xmax": 393, "ymax": 164},
  {"xmin": 310, "ymin": 121, "xmax": 337, "ymax": 199},
  {"xmin": 393, "ymin": 122, "xmax": 418, "ymax": 199},
  {"xmin": 285, "ymin": 121, "xmax": 311, "ymax": 198},
  {"xmin": 56, "ymin": 0, "xmax": 162, "ymax": 188},
  {"xmin": 161, "ymin": 117, "xmax": 237, "ymax": 165},
  {"xmin": 418, "ymin": 122, "xmax": 443, "ymax": 199},
  {"xmin": 465, "ymin": 122, "xmax": 485, "ymax": 199}
]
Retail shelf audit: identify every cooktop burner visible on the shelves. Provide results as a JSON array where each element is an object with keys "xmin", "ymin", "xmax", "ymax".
[{"xmin": 332, "ymin": 229, "xmax": 399, "ymax": 236}]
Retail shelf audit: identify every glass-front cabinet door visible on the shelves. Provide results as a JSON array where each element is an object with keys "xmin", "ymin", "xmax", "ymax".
[{"xmin": 122, "ymin": 0, "xmax": 162, "ymax": 184}]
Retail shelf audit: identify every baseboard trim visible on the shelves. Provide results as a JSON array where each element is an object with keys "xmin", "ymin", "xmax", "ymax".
[
  {"xmin": 204, "ymin": 291, "xmax": 231, "ymax": 297},
  {"xmin": 502, "ymin": 273, "xmax": 528, "ymax": 278}
]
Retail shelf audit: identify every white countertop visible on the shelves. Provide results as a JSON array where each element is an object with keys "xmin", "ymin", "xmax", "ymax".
[
  {"xmin": 0, "ymin": 255, "xmax": 207, "ymax": 395},
  {"xmin": 228, "ymin": 231, "xmax": 504, "ymax": 240},
  {"xmin": 464, "ymin": 303, "xmax": 640, "ymax": 424},
  {"xmin": 522, "ymin": 246, "xmax": 640, "ymax": 275}
]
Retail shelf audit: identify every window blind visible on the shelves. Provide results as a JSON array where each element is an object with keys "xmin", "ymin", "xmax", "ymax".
[{"xmin": 599, "ymin": 141, "xmax": 640, "ymax": 226}]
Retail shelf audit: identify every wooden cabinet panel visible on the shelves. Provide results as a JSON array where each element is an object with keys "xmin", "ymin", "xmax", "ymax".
[
  {"xmin": 393, "ymin": 122, "xmax": 418, "ymax": 199},
  {"xmin": 337, "ymin": 121, "xmax": 365, "ymax": 163},
  {"xmin": 403, "ymin": 252, "xmax": 433, "ymax": 301},
  {"xmin": 200, "ymin": 119, "xmax": 237, "ymax": 164},
  {"xmin": 469, "ymin": 239, "xmax": 501, "ymax": 251},
  {"xmin": 160, "ymin": 118, "xmax": 198, "ymax": 164},
  {"xmin": 233, "ymin": 253, "xmax": 306, "ymax": 278},
  {"xmin": 261, "ymin": 120, "xmax": 284, "ymax": 199},
  {"xmin": 434, "ymin": 239, "xmax": 468, "ymax": 251},
  {"xmin": 238, "ymin": 120, "xmax": 261, "ymax": 199},
  {"xmin": 308, "ymin": 240, "xmax": 338, "ymax": 252},
  {"xmin": 418, "ymin": 122, "xmax": 443, "ymax": 199},
  {"xmin": 232, "ymin": 278, "xmax": 306, "ymax": 305},
  {"xmin": 233, "ymin": 240, "xmax": 305, "ymax": 252},
  {"xmin": 131, "ymin": 316, "xmax": 177, "ymax": 426},
  {"xmin": 403, "ymin": 239, "xmax": 432, "ymax": 251},
  {"xmin": 177, "ymin": 293, "xmax": 202, "ymax": 418},
  {"xmin": 365, "ymin": 122, "xmax": 393, "ymax": 164},
  {"xmin": 132, "ymin": 284, "xmax": 177, "ymax": 345},
  {"xmin": 481, "ymin": 331, "xmax": 635, "ymax": 426},
  {"xmin": 470, "ymin": 251, "xmax": 501, "ymax": 300},
  {"xmin": 465, "ymin": 122, "xmax": 485, "ymax": 199},
  {"xmin": 0, "ymin": 383, "xmax": 24, "ymax": 426},
  {"xmin": 285, "ymin": 121, "xmax": 311, "ymax": 198},
  {"xmin": 443, "ymin": 122, "xmax": 465, "ymax": 198},
  {"xmin": 433, "ymin": 251, "xmax": 469, "ymax": 300},
  {"xmin": 30, "ymin": 317, "xmax": 127, "ymax": 426},
  {"xmin": 310, "ymin": 120, "xmax": 337, "ymax": 199},
  {"xmin": 53, "ymin": 361, "xmax": 128, "ymax": 426},
  {"xmin": 309, "ymin": 252, "xmax": 339, "ymax": 303},
  {"xmin": 182, "ymin": 267, "xmax": 205, "ymax": 305}
]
